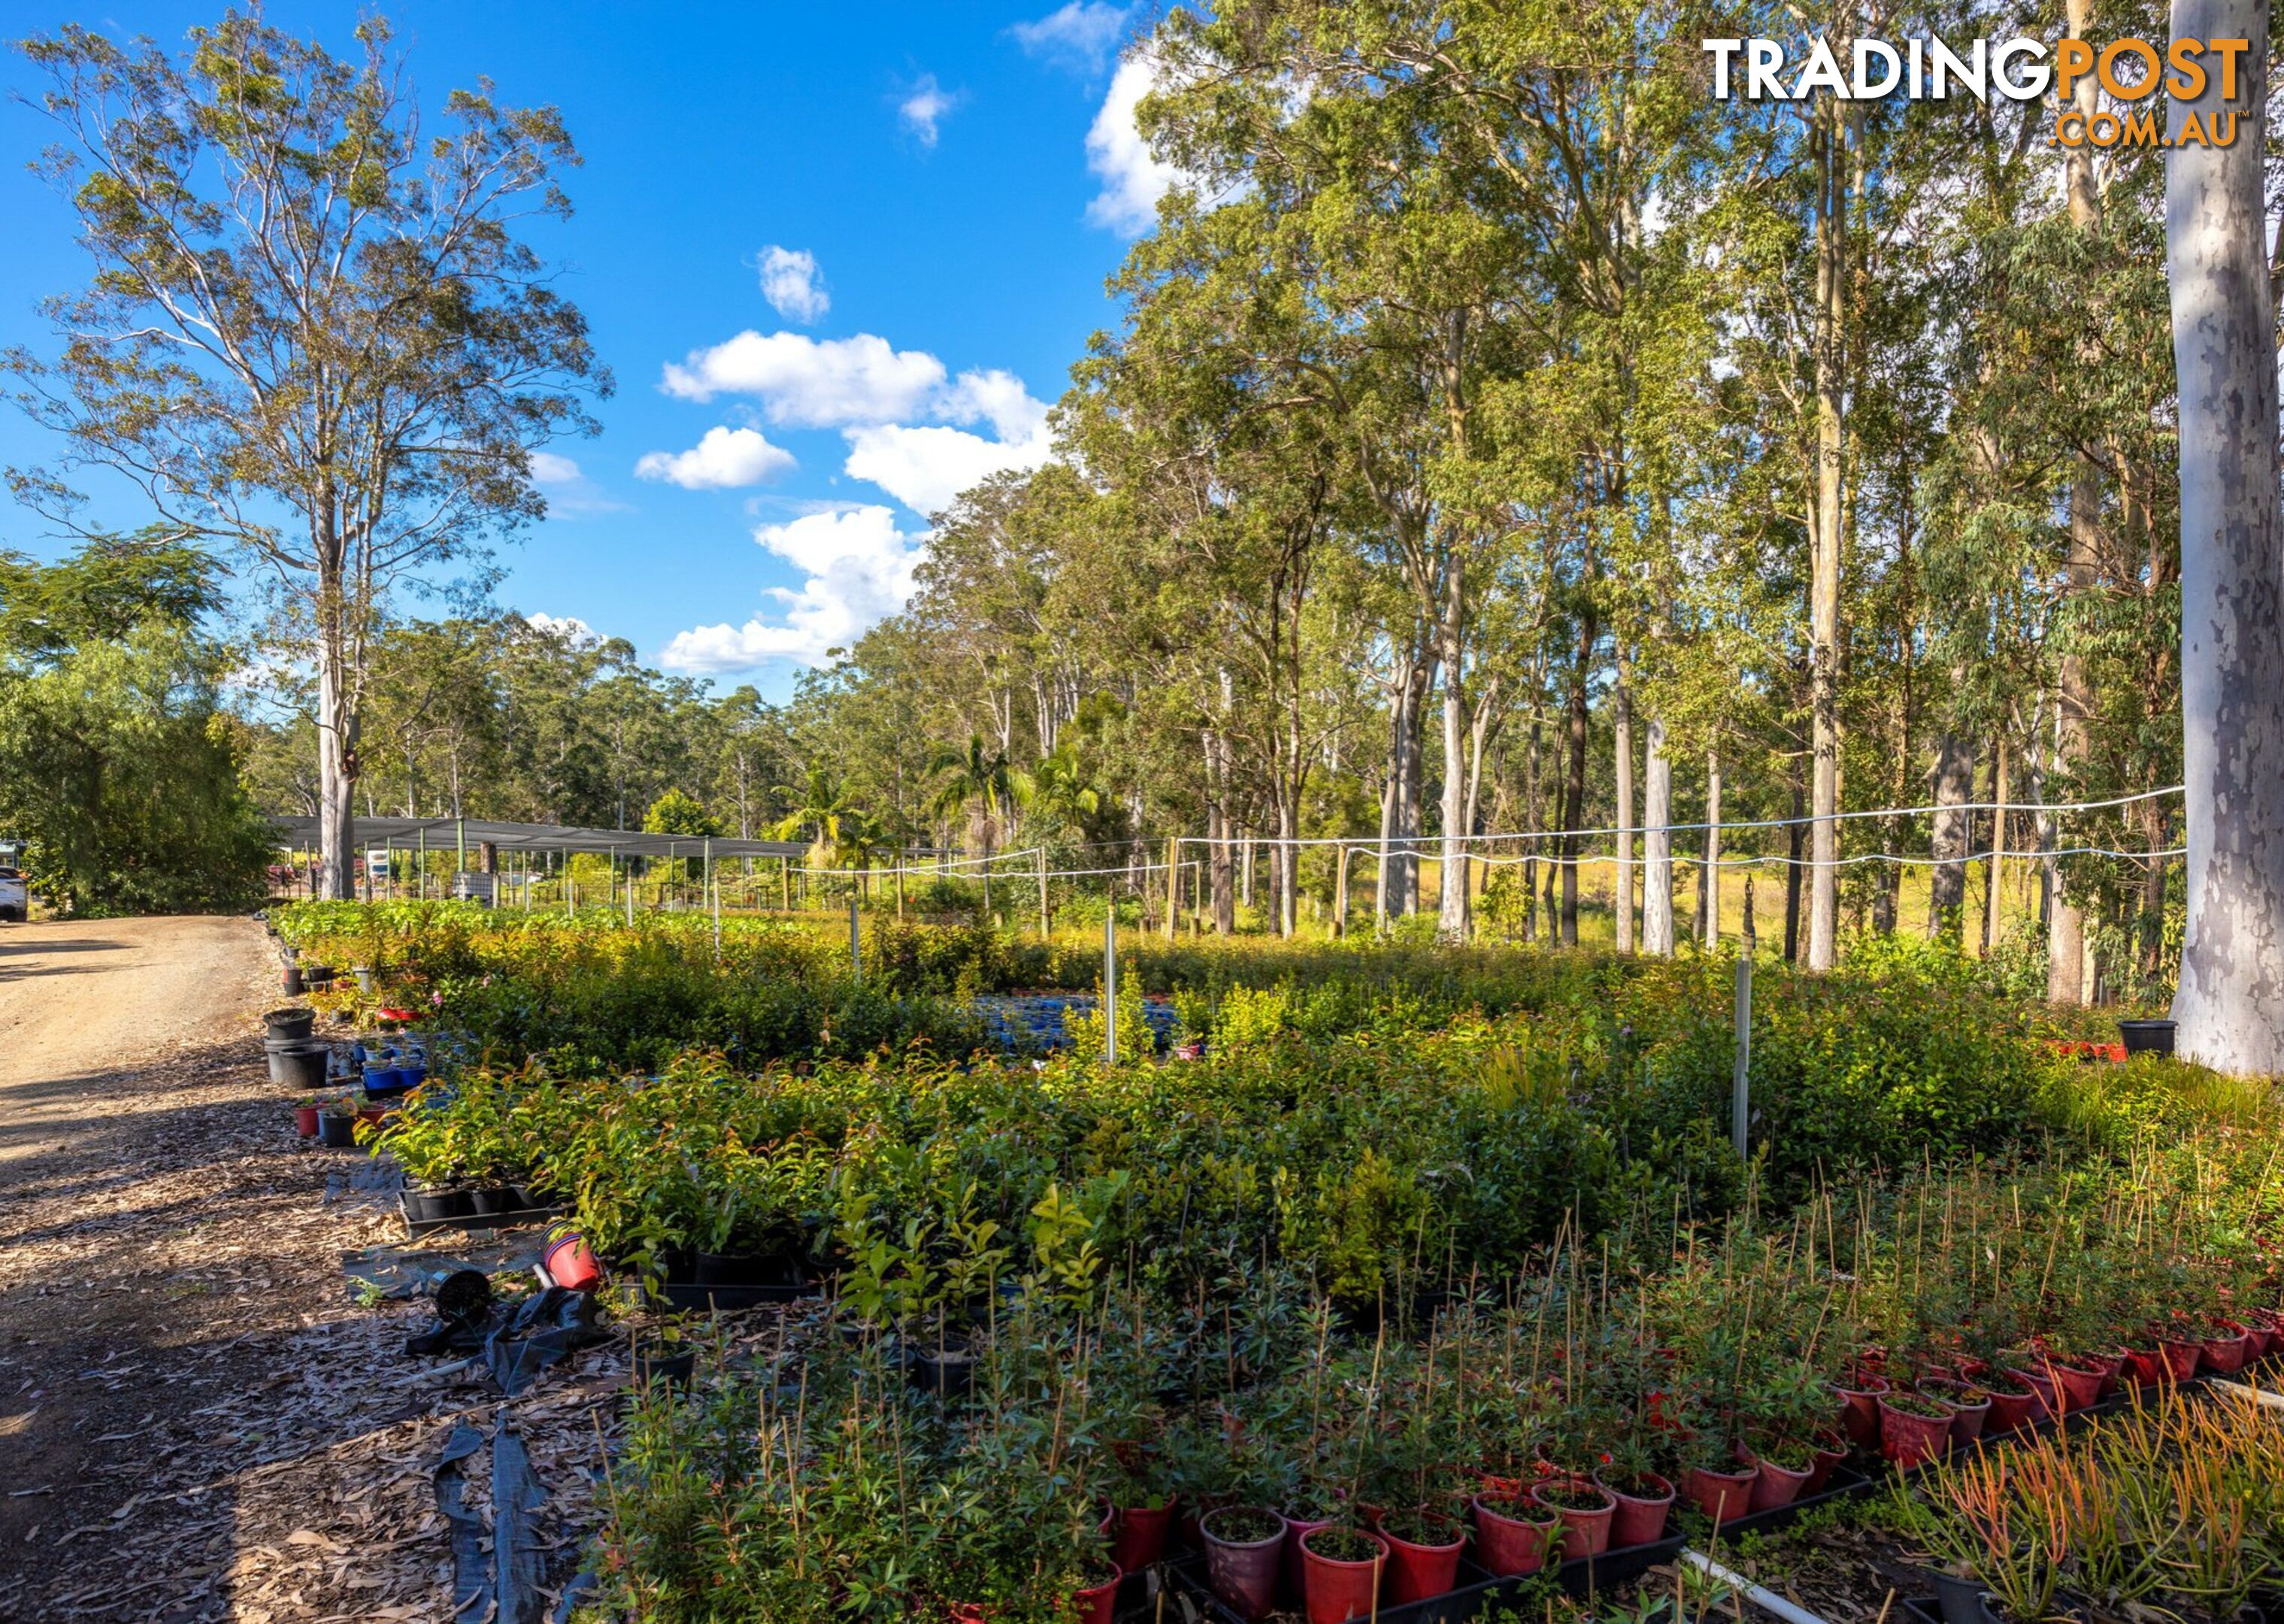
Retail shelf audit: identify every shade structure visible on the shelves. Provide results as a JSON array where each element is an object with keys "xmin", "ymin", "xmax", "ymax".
[{"xmin": 271, "ymin": 814, "xmax": 807, "ymax": 862}]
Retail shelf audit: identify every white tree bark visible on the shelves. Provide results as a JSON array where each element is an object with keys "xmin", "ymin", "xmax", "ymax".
[
  {"xmin": 1614, "ymin": 665, "xmax": 1636, "ymax": 953},
  {"xmin": 2167, "ymin": 0, "xmax": 2284, "ymax": 1074},
  {"xmin": 1642, "ymin": 715, "xmax": 1674, "ymax": 956},
  {"xmin": 1702, "ymin": 750, "xmax": 1722, "ymax": 947}
]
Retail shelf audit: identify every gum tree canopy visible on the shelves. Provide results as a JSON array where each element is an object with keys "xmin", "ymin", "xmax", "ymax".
[
  {"xmin": 2165, "ymin": 0, "xmax": 2284, "ymax": 1074},
  {"xmin": 5, "ymin": 15, "xmax": 608, "ymax": 899}
]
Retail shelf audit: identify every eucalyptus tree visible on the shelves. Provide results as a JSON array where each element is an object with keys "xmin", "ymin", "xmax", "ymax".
[
  {"xmin": 2164, "ymin": 0, "xmax": 2284, "ymax": 1074},
  {"xmin": 7, "ymin": 15, "xmax": 607, "ymax": 898}
]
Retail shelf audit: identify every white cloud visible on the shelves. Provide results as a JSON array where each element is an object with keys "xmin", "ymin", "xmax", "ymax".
[
  {"xmin": 898, "ymin": 74, "xmax": 959, "ymax": 147},
  {"xmin": 523, "ymin": 611, "xmax": 598, "ymax": 644},
  {"xmin": 1086, "ymin": 55, "xmax": 1184, "ymax": 234},
  {"xmin": 755, "ymin": 246, "xmax": 828, "ymax": 323},
  {"xmin": 844, "ymin": 423, "xmax": 1053, "ymax": 517},
  {"xmin": 659, "ymin": 505, "xmax": 927, "ymax": 673},
  {"xmin": 659, "ymin": 331, "xmax": 947, "ymax": 423},
  {"xmin": 526, "ymin": 450, "xmax": 628, "ymax": 516},
  {"xmin": 635, "ymin": 426, "xmax": 797, "ymax": 489},
  {"xmin": 1012, "ymin": 2, "xmax": 1130, "ymax": 72}
]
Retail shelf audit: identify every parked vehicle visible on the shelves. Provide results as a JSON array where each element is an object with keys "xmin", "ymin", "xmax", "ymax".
[{"xmin": 0, "ymin": 865, "xmax": 27, "ymax": 923}]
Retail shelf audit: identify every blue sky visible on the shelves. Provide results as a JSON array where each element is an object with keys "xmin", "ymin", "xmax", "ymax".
[{"xmin": 0, "ymin": 2, "xmax": 1171, "ymax": 698}]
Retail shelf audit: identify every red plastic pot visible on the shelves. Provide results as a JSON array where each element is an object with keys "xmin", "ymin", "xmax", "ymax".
[
  {"xmin": 2010, "ymin": 1367, "xmax": 2058, "ymax": 1422},
  {"xmin": 294, "ymin": 1104, "xmax": 320, "ymax": 1137},
  {"xmin": 2080, "ymin": 1348, "xmax": 2131, "ymax": 1398},
  {"xmin": 1980, "ymin": 1381, "xmax": 2041, "ymax": 1435},
  {"xmin": 2122, "ymin": 1347, "xmax": 2168, "ymax": 1387},
  {"xmin": 1804, "ymin": 1432, "xmax": 1849, "ymax": 1495},
  {"xmin": 1469, "ymin": 1495, "xmax": 1556, "ymax": 1576},
  {"xmin": 1107, "ymin": 1496, "xmax": 1177, "ymax": 1574},
  {"xmin": 1378, "ymin": 1511, "xmax": 1465, "ymax": 1605},
  {"xmin": 1298, "ymin": 1526, "xmax": 1386, "ymax": 1624},
  {"xmin": 1070, "ymin": 1561, "xmax": 1122, "ymax": 1624},
  {"xmin": 1595, "ymin": 1472, "xmax": 1674, "ymax": 1547},
  {"xmin": 1741, "ymin": 1447, "xmax": 1813, "ymax": 1512},
  {"xmin": 1680, "ymin": 1464, "xmax": 1755, "ymax": 1527},
  {"xmin": 1876, "ymin": 1395, "xmax": 1953, "ymax": 1468},
  {"xmin": 1199, "ymin": 1509, "xmax": 1284, "ymax": 1622},
  {"xmin": 2201, "ymin": 1325, "xmax": 2252, "ymax": 1375},
  {"xmin": 1832, "ymin": 1377, "xmax": 1889, "ymax": 1450},
  {"xmin": 541, "ymin": 1234, "xmax": 602, "ymax": 1292},
  {"xmin": 2158, "ymin": 1337, "xmax": 2206, "ymax": 1381},
  {"xmin": 2043, "ymin": 1358, "xmax": 2105, "ymax": 1411},
  {"xmin": 1530, "ymin": 1478, "xmax": 1617, "ymax": 1559}
]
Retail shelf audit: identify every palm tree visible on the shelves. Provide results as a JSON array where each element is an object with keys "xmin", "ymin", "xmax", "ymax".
[
  {"xmin": 1027, "ymin": 747, "xmax": 1101, "ymax": 837},
  {"xmin": 771, "ymin": 768, "xmax": 868, "ymax": 894},
  {"xmin": 927, "ymin": 735, "xmax": 1031, "ymax": 917}
]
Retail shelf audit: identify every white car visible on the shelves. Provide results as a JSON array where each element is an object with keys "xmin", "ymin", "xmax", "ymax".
[{"xmin": 0, "ymin": 866, "xmax": 25, "ymax": 923}]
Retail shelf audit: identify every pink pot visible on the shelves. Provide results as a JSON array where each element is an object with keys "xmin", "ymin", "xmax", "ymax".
[
  {"xmin": 2121, "ymin": 1347, "xmax": 2168, "ymax": 1387},
  {"xmin": 1279, "ymin": 1513, "xmax": 1336, "ymax": 1610},
  {"xmin": 1199, "ymin": 1509, "xmax": 1283, "ymax": 1622},
  {"xmin": 1594, "ymin": 1473, "xmax": 1674, "ymax": 1548},
  {"xmin": 1743, "ymin": 1449, "xmax": 1813, "ymax": 1512},
  {"xmin": 2043, "ymin": 1359, "xmax": 2104, "ymax": 1411},
  {"xmin": 1876, "ymin": 1396, "xmax": 1953, "ymax": 1468},
  {"xmin": 1470, "ymin": 1495, "xmax": 1556, "ymax": 1576},
  {"xmin": 1680, "ymin": 1465, "xmax": 1755, "ymax": 1527},
  {"xmin": 1980, "ymin": 1382, "xmax": 2041, "ymax": 1435},
  {"xmin": 1833, "ymin": 1377, "xmax": 1889, "ymax": 1450},
  {"xmin": 1530, "ymin": 1479, "xmax": 1616, "ymax": 1559}
]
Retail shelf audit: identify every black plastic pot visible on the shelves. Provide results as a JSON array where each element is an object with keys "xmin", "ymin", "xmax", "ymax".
[
  {"xmin": 907, "ymin": 1341, "xmax": 976, "ymax": 1399},
  {"xmin": 693, "ymin": 1247, "xmax": 804, "ymax": 1288},
  {"xmin": 404, "ymin": 1186, "xmax": 475, "ymax": 1224},
  {"xmin": 265, "ymin": 1042, "xmax": 331, "ymax": 1091},
  {"xmin": 262, "ymin": 1007, "xmax": 316, "ymax": 1041},
  {"xmin": 633, "ymin": 1350, "xmax": 695, "ymax": 1389},
  {"xmin": 317, "ymin": 1113, "xmax": 357, "ymax": 1148},
  {"xmin": 470, "ymin": 1185, "xmax": 522, "ymax": 1217},
  {"xmin": 282, "ymin": 963, "xmax": 304, "ymax": 996},
  {"xmin": 2118, "ymin": 1019, "xmax": 2176, "ymax": 1056}
]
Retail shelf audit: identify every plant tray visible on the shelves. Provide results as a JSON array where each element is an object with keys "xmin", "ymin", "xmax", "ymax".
[
  {"xmin": 659, "ymin": 1280, "xmax": 822, "ymax": 1313},
  {"xmin": 397, "ymin": 1193, "xmax": 562, "ymax": 1238},
  {"xmin": 1710, "ymin": 1465, "xmax": 1876, "ymax": 1541},
  {"xmin": 1168, "ymin": 1551, "xmax": 1504, "ymax": 1624},
  {"xmin": 1552, "ymin": 1533, "xmax": 1689, "ymax": 1600}
]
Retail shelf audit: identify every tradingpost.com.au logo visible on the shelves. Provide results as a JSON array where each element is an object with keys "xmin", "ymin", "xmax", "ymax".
[{"xmin": 1702, "ymin": 35, "xmax": 2252, "ymax": 147}]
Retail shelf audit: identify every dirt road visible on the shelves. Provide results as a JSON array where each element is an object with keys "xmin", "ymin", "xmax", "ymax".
[{"xmin": 0, "ymin": 918, "xmax": 441, "ymax": 1622}]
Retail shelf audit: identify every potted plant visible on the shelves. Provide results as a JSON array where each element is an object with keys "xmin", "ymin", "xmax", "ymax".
[
  {"xmin": 1877, "ymin": 1387, "xmax": 1955, "ymax": 1468},
  {"xmin": 1530, "ymin": 1474, "xmax": 1618, "ymax": 1559},
  {"xmin": 1470, "ymin": 1486, "xmax": 1558, "ymax": 1576},
  {"xmin": 1198, "ymin": 1505, "xmax": 1285, "ymax": 1622},
  {"xmin": 1296, "ymin": 1525, "xmax": 1384, "ymax": 1624},
  {"xmin": 1592, "ymin": 1436, "xmax": 1677, "ymax": 1548},
  {"xmin": 1737, "ymin": 1434, "xmax": 1816, "ymax": 1512},
  {"xmin": 1675, "ymin": 1433, "xmax": 1755, "ymax": 1527},
  {"xmin": 1375, "ymin": 1504, "xmax": 1465, "ymax": 1604}
]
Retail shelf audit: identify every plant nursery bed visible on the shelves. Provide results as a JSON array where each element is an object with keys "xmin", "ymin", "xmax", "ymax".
[{"xmin": 396, "ymin": 1192, "xmax": 562, "ymax": 1238}]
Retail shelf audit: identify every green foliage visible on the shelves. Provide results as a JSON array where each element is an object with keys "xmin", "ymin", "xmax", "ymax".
[{"xmin": 639, "ymin": 788, "xmax": 722, "ymax": 838}]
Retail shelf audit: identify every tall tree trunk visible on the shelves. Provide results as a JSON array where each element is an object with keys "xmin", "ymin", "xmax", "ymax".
[
  {"xmin": 1276, "ymin": 801, "xmax": 1298, "ymax": 938},
  {"xmin": 1702, "ymin": 749, "xmax": 1722, "ymax": 947},
  {"xmin": 315, "ymin": 617, "xmax": 358, "ymax": 901},
  {"xmin": 2049, "ymin": 0, "xmax": 2107, "ymax": 1004},
  {"xmin": 1522, "ymin": 713, "xmax": 1544, "ymax": 944},
  {"xmin": 1613, "ymin": 659, "xmax": 1635, "ymax": 953},
  {"xmin": 1559, "ymin": 611, "xmax": 1595, "ymax": 946},
  {"xmin": 1207, "ymin": 726, "xmax": 1235, "ymax": 934},
  {"xmin": 1435, "ymin": 574, "xmax": 1472, "ymax": 941},
  {"xmin": 1641, "ymin": 714, "xmax": 1673, "ymax": 956},
  {"xmin": 1929, "ymin": 733, "xmax": 1974, "ymax": 940},
  {"xmin": 1785, "ymin": 771, "xmax": 1806, "ymax": 962},
  {"xmin": 1807, "ymin": 92, "xmax": 1846, "ymax": 973},
  {"xmin": 1984, "ymin": 736, "xmax": 2009, "ymax": 956},
  {"xmin": 2167, "ymin": 0, "xmax": 2284, "ymax": 1074}
]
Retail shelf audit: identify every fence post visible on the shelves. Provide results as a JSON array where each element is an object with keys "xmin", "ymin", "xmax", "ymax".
[
  {"xmin": 707, "ymin": 837, "xmax": 719, "ymax": 955},
  {"xmin": 1104, "ymin": 908, "xmax": 1118, "ymax": 1066},
  {"xmin": 1732, "ymin": 955, "xmax": 1753, "ymax": 1162},
  {"xmin": 850, "ymin": 892, "xmax": 862, "ymax": 984}
]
